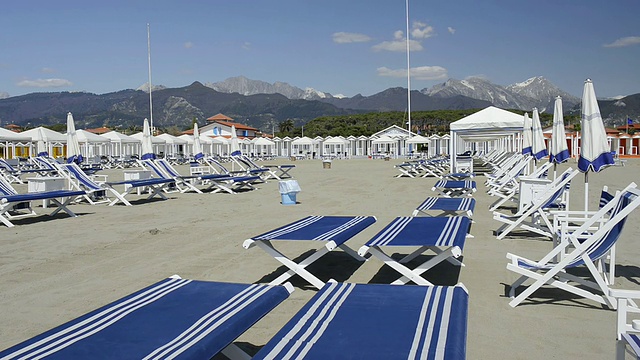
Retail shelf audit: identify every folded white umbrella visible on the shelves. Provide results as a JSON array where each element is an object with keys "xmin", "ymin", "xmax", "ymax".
[
  {"xmin": 531, "ymin": 108, "xmax": 548, "ymax": 160},
  {"xmin": 66, "ymin": 112, "xmax": 83, "ymax": 164}
]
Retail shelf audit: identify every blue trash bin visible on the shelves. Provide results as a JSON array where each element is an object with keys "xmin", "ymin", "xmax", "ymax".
[{"xmin": 279, "ymin": 180, "xmax": 301, "ymax": 205}]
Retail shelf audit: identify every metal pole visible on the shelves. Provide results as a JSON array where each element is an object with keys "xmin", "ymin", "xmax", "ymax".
[
  {"xmin": 405, "ymin": 0, "xmax": 411, "ymax": 133},
  {"xmin": 147, "ymin": 23, "xmax": 154, "ymax": 135}
]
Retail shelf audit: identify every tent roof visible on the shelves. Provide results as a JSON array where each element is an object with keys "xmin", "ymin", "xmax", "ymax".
[
  {"xmin": 450, "ymin": 106, "xmax": 523, "ymax": 132},
  {"xmin": 21, "ymin": 127, "xmax": 67, "ymax": 142},
  {"xmin": 101, "ymin": 131, "xmax": 139, "ymax": 143},
  {"xmin": 131, "ymin": 132, "xmax": 166, "ymax": 144},
  {"xmin": 0, "ymin": 128, "xmax": 31, "ymax": 141},
  {"xmin": 406, "ymin": 135, "xmax": 430, "ymax": 144},
  {"xmin": 157, "ymin": 133, "xmax": 187, "ymax": 145},
  {"xmin": 76, "ymin": 129, "xmax": 109, "ymax": 143},
  {"xmin": 323, "ymin": 137, "xmax": 348, "ymax": 144}
]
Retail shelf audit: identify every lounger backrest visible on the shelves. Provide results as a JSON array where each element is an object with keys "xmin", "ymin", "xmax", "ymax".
[
  {"xmin": 0, "ymin": 176, "xmax": 19, "ymax": 196},
  {"xmin": 207, "ymin": 158, "xmax": 230, "ymax": 173},
  {"xmin": 156, "ymin": 159, "xmax": 180, "ymax": 178},
  {"xmin": 541, "ymin": 171, "xmax": 572, "ymax": 208},
  {"xmin": 0, "ymin": 158, "xmax": 16, "ymax": 172},
  {"xmin": 60, "ymin": 163, "xmax": 102, "ymax": 191},
  {"xmin": 142, "ymin": 159, "xmax": 169, "ymax": 179},
  {"xmin": 570, "ymin": 186, "xmax": 639, "ymax": 267}
]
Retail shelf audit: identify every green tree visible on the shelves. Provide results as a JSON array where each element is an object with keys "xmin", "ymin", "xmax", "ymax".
[{"xmin": 279, "ymin": 119, "xmax": 294, "ymax": 134}]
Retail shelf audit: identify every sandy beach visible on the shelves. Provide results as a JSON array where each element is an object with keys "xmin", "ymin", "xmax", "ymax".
[{"xmin": 1, "ymin": 157, "xmax": 639, "ymax": 359}]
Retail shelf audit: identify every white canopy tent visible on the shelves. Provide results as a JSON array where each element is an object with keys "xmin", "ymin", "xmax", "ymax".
[
  {"xmin": 76, "ymin": 129, "xmax": 109, "ymax": 157},
  {"xmin": 449, "ymin": 106, "xmax": 524, "ymax": 172},
  {"xmin": 156, "ymin": 133, "xmax": 188, "ymax": 157},
  {"xmin": 21, "ymin": 127, "xmax": 67, "ymax": 158},
  {"xmin": 101, "ymin": 131, "xmax": 139, "ymax": 157},
  {"xmin": 0, "ymin": 128, "xmax": 31, "ymax": 158}
]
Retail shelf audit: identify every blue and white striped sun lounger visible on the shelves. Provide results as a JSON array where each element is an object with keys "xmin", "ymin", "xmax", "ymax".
[
  {"xmin": 0, "ymin": 276, "xmax": 293, "ymax": 359},
  {"xmin": 432, "ymin": 180, "xmax": 477, "ymax": 197},
  {"xmin": 0, "ymin": 176, "xmax": 86, "ymax": 227},
  {"xmin": 254, "ymin": 281, "xmax": 469, "ymax": 360},
  {"xmin": 243, "ymin": 215, "xmax": 377, "ymax": 289},
  {"xmin": 106, "ymin": 177, "xmax": 175, "ymax": 206},
  {"xmin": 412, "ymin": 197, "xmax": 476, "ymax": 217},
  {"xmin": 359, "ymin": 216, "xmax": 471, "ymax": 285}
]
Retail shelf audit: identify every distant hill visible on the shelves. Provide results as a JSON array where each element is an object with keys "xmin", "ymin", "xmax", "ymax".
[{"xmin": 0, "ymin": 77, "xmax": 637, "ymax": 131}]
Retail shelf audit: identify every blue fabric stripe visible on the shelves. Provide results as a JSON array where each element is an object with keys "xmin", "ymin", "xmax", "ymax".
[
  {"xmin": 550, "ymin": 149, "xmax": 570, "ymax": 164},
  {"xmin": 533, "ymin": 149, "xmax": 548, "ymax": 160},
  {"xmin": 578, "ymin": 151, "xmax": 614, "ymax": 173}
]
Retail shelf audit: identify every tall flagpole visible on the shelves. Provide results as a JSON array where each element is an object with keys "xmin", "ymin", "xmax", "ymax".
[
  {"xmin": 147, "ymin": 23, "xmax": 154, "ymax": 135},
  {"xmin": 405, "ymin": 0, "xmax": 411, "ymax": 133}
]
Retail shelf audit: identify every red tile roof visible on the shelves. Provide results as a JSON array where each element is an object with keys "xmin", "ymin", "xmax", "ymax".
[
  {"xmin": 206, "ymin": 113, "xmax": 234, "ymax": 122},
  {"xmin": 85, "ymin": 127, "xmax": 112, "ymax": 134}
]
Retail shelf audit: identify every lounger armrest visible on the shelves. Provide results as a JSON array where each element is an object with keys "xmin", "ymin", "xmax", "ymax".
[
  {"xmin": 243, "ymin": 239, "xmax": 257, "ymax": 249},
  {"xmin": 610, "ymin": 289, "xmax": 640, "ymax": 299},
  {"xmin": 357, "ymin": 245, "xmax": 370, "ymax": 257}
]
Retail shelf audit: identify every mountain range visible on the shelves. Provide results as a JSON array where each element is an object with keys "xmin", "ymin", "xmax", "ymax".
[{"xmin": 0, "ymin": 76, "xmax": 637, "ymax": 131}]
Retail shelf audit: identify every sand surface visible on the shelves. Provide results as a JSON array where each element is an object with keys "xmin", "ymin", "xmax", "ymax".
[{"xmin": 1, "ymin": 157, "xmax": 639, "ymax": 359}]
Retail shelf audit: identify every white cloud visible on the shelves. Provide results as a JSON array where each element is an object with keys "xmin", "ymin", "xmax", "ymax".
[
  {"xmin": 448, "ymin": 27, "xmax": 456, "ymax": 34},
  {"xmin": 0, "ymin": 91, "xmax": 9, "ymax": 99},
  {"xmin": 332, "ymin": 32, "xmax": 372, "ymax": 44},
  {"xmin": 603, "ymin": 36, "xmax": 640, "ymax": 48},
  {"xmin": 411, "ymin": 21, "xmax": 434, "ymax": 39},
  {"xmin": 372, "ymin": 38, "xmax": 423, "ymax": 52},
  {"xmin": 184, "ymin": 41, "xmax": 194, "ymax": 49},
  {"xmin": 242, "ymin": 41, "xmax": 251, "ymax": 50},
  {"xmin": 16, "ymin": 78, "xmax": 73, "ymax": 88},
  {"xmin": 377, "ymin": 66, "xmax": 448, "ymax": 80},
  {"xmin": 41, "ymin": 67, "xmax": 56, "ymax": 73}
]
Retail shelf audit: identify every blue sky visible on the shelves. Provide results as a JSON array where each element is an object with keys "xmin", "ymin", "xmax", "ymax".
[{"xmin": 1, "ymin": 0, "xmax": 639, "ymax": 99}]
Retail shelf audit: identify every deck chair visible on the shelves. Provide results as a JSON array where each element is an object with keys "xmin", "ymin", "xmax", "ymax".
[
  {"xmin": 243, "ymin": 215, "xmax": 377, "ymax": 289},
  {"xmin": 141, "ymin": 158, "xmax": 203, "ymax": 194},
  {"xmin": 0, "ymin": 176, "xmax": 86, "ymax": 227},
  {"xmin": 506, "ymin": 183, "xmax": 640, "ymax": 308},
  {"xmin": 238, "ymin": 154, "xmax": 295, "ymax": 180},
  {"xmin": 395, "ymin": 162, "xmax": 421, "ymax": 178},
  {"xmin": 412, "ymin": 197, "xmax": 476, "ymax": 218},
  {"xmin": 358, "ymin": 216, "xmax": 471, "ymax": 286},
  {"xmin": 0, "ymin": 158, "xmax": 50, "ymax": 184},
  {"xmin": 0, "ymin": 275, "xmax": 293, "ymax": 360},
  {"xmin": 57, "ymin": 163, "xmax": 131, "ymax": 206},
  {"xmin": 488, "ymin": 162, "xmax": 556, "ymax": 212},
  {"xmin": 230, "ymin": 155, "xmax": 270, "ymax": 182},
  {"xmin": 30, "ymin": 156, "xmax": 61, "ymax": 176},
  {"xmin": 201, "ymin": 174, "xmax": 261, "ymax": 194},
  {"xmin": 551, "ymin": 185, "xmax": 621, "ymax": 284},
  {"xmin": 493, "ymin": 168, "xmax": 578, "ymax": 240},
  {"xmin": 431, "ymin": 180, "xmax": 476, "ymax": 197},
  {"xmin": 610, "ymin": 288, "xmax": 640, "ymax": 359},
  {"xmin": 485, "ymin": 157, "xmax": 531, "ymax": 194},
  {"xmin": 105, "ymin": 176, "xmax": 176, "ymax": 206},
  {"xmin": 419, "ymin": 159, "xmax": 449, "ymax": 178},
  {"xmin": 263, "ymin": 163, "xmax": 295, "ymax": 180},
  {"xmin": 254, "ymin": 281, "xmax": 468, "ymax": 360},
  {"xmin": 442, "ymin": 172, "xmax": 476, "ymax": 181}
]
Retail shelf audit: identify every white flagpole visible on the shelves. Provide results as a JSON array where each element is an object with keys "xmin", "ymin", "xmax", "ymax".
[
  {"xmin": 405, "ymin": 0, "xmax": 411, "ymax": 134},
  {"xmin": 147, "ymin": 23, "xmax": 154, "ymax": 135}
]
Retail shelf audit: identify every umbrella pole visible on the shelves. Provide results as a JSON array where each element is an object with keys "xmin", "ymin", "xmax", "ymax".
[
  {"xmin": 584, "ymin": 172, "xmax": 589, "ymax": 213},
  {"xmin": 553, "ymin": 163, "xmax": 557, "ymax": 180}
]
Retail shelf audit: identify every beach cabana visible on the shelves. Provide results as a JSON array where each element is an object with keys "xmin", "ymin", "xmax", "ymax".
[
  {"xmin": 131, "ymin": 132, "xmax": 166, "ymax": 157},
  {"xmin": 291, "ymin": 136, "xmax": 314, "ymax": 158},
  {"xmin": 0, "ymin": 128, "xmax": 32, "ymax": 158},
  {"xmin": 251, "ymin": 137, "xmax": 275, "ymax": 158},
  {"xmin": 76, "ymin": 129, "xmax": 109, "ymax": 158},
  {"xmin": 449, "ymin": 106, "xmax": 524, "ymax": 172},
  {"xmin": 21, "ymin": 127, "xmax": 67, "ymax": 158},
  {"xmin": 101, "ymin": 131, "xmax": 139, "ymax": 157},
  {"xmin": 323, "ymin": 136, "xmax": 349, "ymax": 158},
  {"xmin": 156, "ymin": 133, "xmax": 188, "ymax": 157}
]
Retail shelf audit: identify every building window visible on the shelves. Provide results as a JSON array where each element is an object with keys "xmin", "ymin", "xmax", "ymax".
[{"xmin": 213, "ymin": 127, "xmax": 219, "ymax": 135}]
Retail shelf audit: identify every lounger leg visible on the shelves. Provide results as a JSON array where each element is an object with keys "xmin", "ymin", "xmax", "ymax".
[
  {"xmin": 146, "ymin": 186, "xmax": 168, "ymax": 201},
  {"xmin": 392, "ymin": 248, "xmax": 460, "ymax": 285},
  {"xmin": 365, "ymin": 247, "xmax": 434, "ymax": 286},
  {"xmin": 253, "ymin": 240, "xmax": 328, "ymax": 290},
  {"xmin": 48, "ymin": 197, "xmax": 77, "ymax": 218},
  {"xmin": 221, "ymin": 343, "xmax": 251, "ymax": 360},
  {"xmin": 0, "ymin": 211, "xmax": 15, "ymax": 227}
]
